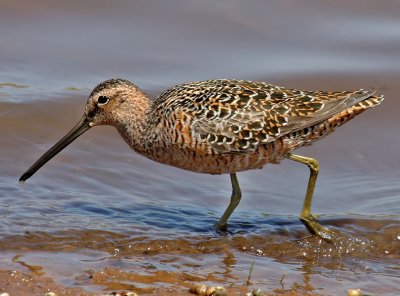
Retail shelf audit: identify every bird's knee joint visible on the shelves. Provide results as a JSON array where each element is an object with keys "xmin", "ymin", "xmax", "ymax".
[
  {"xmin": 231, "ymin": 191, "xmax": 242, "ymax": 201},
  {"xmin": 307, "ymin": 159, "xmax": 319, "ymax": 172}
]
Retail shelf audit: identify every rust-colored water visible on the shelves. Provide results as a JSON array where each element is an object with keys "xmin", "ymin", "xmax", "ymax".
[{"xmin": 1, "ymin": 1, "xmax": 399, "ymax": 295}]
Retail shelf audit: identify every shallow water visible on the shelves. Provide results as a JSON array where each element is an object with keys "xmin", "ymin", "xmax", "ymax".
[{"xmin": 1, "ymin": 1, "xmax": 400, "ymax": 295}]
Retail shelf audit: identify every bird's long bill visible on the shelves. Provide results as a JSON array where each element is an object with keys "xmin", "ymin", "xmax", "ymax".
[{"xmin": 19, "ymin": 115, "xmax": 91, "ymax": 182}]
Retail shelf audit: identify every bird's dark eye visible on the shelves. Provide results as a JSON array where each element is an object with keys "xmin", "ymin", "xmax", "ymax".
[{"xmin": 97, "ymin": 96, "xmax": 109, "ymax": 105}]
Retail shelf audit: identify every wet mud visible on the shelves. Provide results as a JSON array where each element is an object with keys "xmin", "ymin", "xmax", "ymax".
[{"xmin": 1, "ymin": 1, "xmax": 399, "ymax": 295}]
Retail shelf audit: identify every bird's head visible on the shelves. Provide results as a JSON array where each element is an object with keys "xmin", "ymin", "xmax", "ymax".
[{"xmin": 19, "ymin": 78, "xmax": 148, "ymax": 182}]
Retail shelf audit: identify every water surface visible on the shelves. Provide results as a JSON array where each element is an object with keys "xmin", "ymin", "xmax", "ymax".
[{"xmin": 1, "ymin": 1, "xmax": 399, "ymax": 295}]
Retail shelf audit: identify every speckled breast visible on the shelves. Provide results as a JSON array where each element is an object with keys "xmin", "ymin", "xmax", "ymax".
[{"xmin": 139, "ymin": 137, "xmax": 292, "ymax": 174}]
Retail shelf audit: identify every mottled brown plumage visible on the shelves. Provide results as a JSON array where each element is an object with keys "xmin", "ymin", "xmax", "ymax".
[
  {"xmin": 88, "ymin": 79, "xmax": 381, "ymax": 174},
  {"xmin": 20, "ymin": 78, "xmax": 383, "ymax": 239}
]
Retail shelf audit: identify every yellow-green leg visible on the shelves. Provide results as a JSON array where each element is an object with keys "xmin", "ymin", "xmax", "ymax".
[
  {"xmin": 285, "ymin": 153, "xmax": 333, "ymax": 240},
  {"xmin": 216, "ymin": 173, "xmax": 242, "ymax": 230}
]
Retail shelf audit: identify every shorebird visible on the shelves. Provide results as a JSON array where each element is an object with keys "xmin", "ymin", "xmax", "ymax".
[{"xmin": 20, "ymin": 79, "xmax": 383, "ymax": 239}]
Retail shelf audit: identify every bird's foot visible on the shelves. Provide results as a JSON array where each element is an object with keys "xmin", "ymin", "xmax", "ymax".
[
  {"xmin": 300, "ymin": 214, "xmax": 333, "ymax": 241},
  {"xmin": 214, "ymin": 221, "xmax": 228, "ymax": 233}
]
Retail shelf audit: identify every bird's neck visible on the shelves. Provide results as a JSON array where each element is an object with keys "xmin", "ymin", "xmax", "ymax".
[{"xmin": 114, "ymin": 94, "xmax": 152, "ymax": 154}]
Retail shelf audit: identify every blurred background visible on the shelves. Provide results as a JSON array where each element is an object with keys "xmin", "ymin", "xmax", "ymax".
[{"xmin": 0, "ymin": 1, "xmax": 399, "ymax": 295}]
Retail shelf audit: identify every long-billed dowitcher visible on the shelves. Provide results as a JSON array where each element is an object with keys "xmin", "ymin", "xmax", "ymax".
[{"xmin": 20, "ymin": 79, "xmax": 383, "ymax": 239}]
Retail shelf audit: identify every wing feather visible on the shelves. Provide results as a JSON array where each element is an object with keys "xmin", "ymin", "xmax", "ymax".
[{"xmin": 152, "ymin": 79, "xmax": 376, "ymax": 154}]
